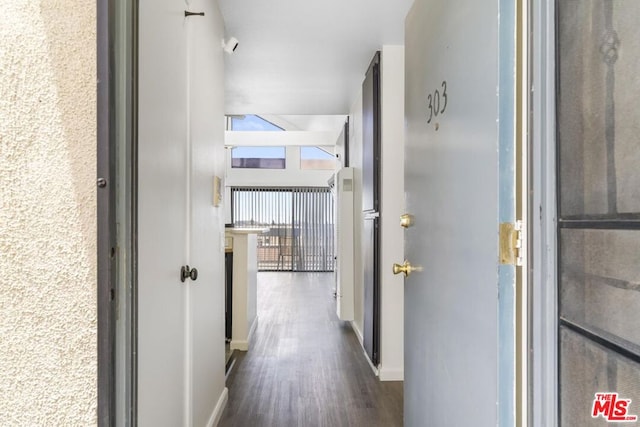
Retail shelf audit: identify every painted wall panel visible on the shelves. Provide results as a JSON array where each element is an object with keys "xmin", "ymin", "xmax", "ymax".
[
  {"xmin": 379, "ymin": 45, "xmax": 405, "ymax": 381},
  {"xmin": 349, "ymin": 91, "xmax": 366, "ymax": 340}
]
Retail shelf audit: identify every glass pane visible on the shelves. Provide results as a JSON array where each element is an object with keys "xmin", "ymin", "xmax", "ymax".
[
  {"xmin": 560, "ymin": 228, "xmax": 640, "ymax": 353},
  {"xmin": 557, "ymin": 0, "xmax": 640, "ymax": 218},
  {"xmin": 560, "ymin": 327, "xmax": 640, "ymax": 426},
  {"xmin": 231, "ymin": 188, "xmax": 334, "ymax": 272},
  {"xmin": 300, "ymin": 146, "xmax": 336, "ymax": 170},
  {"xmin": 231, "ymin": 188, "xmax": 293, "ymax": 270},
  {"xmin": 230, "ymin": 115, "xmax": 282, "ymax": 131},
  {"xmin": 231, "ymin": 146, "xmax": 286, "ymax": 169}
]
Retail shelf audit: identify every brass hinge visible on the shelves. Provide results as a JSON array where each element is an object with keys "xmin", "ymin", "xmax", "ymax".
[{"xmin": 499, "ymin": 220, "xmax": 523, "ymax": 266}]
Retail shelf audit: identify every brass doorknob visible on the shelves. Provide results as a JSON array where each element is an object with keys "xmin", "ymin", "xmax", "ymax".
[
  {"xmin": 392, "ymin": 261, "xmax": 420, "ymax": 277},
  {"xmin": 400, "ymin": 214, "xmax": 414, "ymax": 228}
]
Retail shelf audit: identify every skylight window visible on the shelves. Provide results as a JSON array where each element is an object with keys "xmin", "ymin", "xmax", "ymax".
[
  {"xmin": 229, "ymin": 115, "xmax": 283, "ymax": 131},
  {"xmin": 300, "ymin": 147, "xmax": 336, "ymax": 170},
  {"xmin": 231, "ymin": 146, "xmax": 286, "ymax": 169}
]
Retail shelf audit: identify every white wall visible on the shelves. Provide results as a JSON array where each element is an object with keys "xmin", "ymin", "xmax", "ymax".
[
  {"xmin": 348, "ymin": 92, "xmax": 365, "ymax": 342},
  {"xmin": 0, "ymin": 1, "xmax": 97, "ymax": 424},
  {"xmin": 349, "ymin": 46, "xmax": 405, "ymax": 381},
  {"xmin": 225, "ymin": 146, "xmax": 335, "ymax": 187},
  {"xmin": 224, "ymin": 146, "xmax": 336, "ymax": 222},
  {"xmin": 378, "ymin": 45, "xmax": 405, "ymax": 381}
]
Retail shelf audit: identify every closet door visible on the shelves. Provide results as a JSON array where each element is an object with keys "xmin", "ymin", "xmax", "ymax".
[
  {"xmin": 185, "ymin": 2, "xmax": 226, "ymax": 425},
  {"xmin": 137, "ymin": 0, "xmax": 188, "ymax": 425}
]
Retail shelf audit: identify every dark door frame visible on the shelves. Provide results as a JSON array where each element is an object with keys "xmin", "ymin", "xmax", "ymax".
[
  {"xmin": 362, "ymin": 51, "xmax": 381, "ymax": 366},
  {"xmin": 97, "ymin": 0, "xmax": 138, "ymax": 424},
  {"xmin": 97, "ymin": 0, "xmax": 116, "ymax": 423},
  {"xmin": 344, "ymin": 116, "xmax": 350, "ymax": 167}
]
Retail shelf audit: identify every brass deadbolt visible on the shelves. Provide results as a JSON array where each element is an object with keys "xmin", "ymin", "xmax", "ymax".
[{"xmin": 400, "ymin": 214, "xmax": 414, "ymax": 228}]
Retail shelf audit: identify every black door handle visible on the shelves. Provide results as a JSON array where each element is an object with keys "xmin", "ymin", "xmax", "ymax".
[{"xmin": 180, "ymin": 265, "xmax": 199, "ymax": 282}]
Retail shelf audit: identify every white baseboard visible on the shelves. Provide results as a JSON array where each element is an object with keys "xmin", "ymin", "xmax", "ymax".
[
  {"xmin": 229, "ymin": 340, "xmax": 248, "ymax": 351},
  {"xmin": 350, "ymin": 321, "xmax": 378, "ymax": 375},
  {"xmin": 231, "ymin": 317, "xmax": 259, "ymax": 351},
  {"xmin": 378, "ymin": 367, "xmax": 404, "ymax": 381},
  {"xmin": 350, "ymin": 320, "xmax": 364, "ymax": 346},
  {"xmin": 364, "ymin": 349, "xmax": 379, "ymax": 376},
  {"xmin": 206, "ymin": 387, "xmax": 228, "ymax": 427}
]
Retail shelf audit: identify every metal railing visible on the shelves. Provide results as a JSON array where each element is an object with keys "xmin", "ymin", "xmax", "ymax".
[{"xmin": 231, "ymin": 187, "xmax": 335, "ymax": 272}]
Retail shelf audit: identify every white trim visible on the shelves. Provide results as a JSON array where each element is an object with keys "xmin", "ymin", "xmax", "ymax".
[
  {"xmin": 225, "ymin": 130, "xmax": 339, "ymax": 147},
  {"xmin": 364, "ymin": 349, "xmax": 379, "ymax": 376},
  {"xmin": 378, "ymin": 367, "xmax": 404, "ymax": 381},
  {"xmin": 229, "ymin": 340, "xmax": 249, "ymax": 351},
  {"xmin": 206, "ymin": 387, "xmax": 229, "ymax": 427},
  {"xmin": 531, "ymin": 0, "xmax": 557, "ymax": 425},
  {"xmin": 225, "ymin": 358, "xmax": 237, "ymax": 380},
  {"xmin": 350, "ymin": 321, "xmax": 378, "ymax": 376},
  {"xmin": 230, "ymin": 316, "xmax": 258, "ymax": 351},
  {"xmin": 350, "ymin": 320, "xmax": 364, "ymax": 346}
]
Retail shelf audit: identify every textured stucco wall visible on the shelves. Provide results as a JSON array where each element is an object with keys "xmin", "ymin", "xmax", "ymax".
[{"xmin": 0, "ymin": 1, "xmax": 97, "ymax": 425}]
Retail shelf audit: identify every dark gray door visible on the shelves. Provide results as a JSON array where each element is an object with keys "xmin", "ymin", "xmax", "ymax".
[
  {"xmin": 362, "ymin": 52, "xmax": 381, "ymax": 366},
  {"xmin": 362, "ymin": 52, "xmax": 380, "ymax": 213},
  {"xmin": 363, "ymin": 215, "xmax": 380, "ymax": 365},
  {"xmin": 557, "ymin": 2, "xmax": 640, "ymax": 425}
]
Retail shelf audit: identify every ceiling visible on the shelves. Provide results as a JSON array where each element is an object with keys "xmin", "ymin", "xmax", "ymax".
[{"xmin": 218, "ymin": 0, "xmax": 414, "ymax": 116}]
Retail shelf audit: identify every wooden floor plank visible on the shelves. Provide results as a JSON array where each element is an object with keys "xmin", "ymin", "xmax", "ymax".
[{"xmin": 219, "ymin": 272, "xmax": 403, "ymax": 427}]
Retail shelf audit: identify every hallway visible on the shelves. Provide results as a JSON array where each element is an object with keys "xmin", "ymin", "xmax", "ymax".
[{"xmin": 219, "ymin": 273, "xmax": 403, "ymax": 427}]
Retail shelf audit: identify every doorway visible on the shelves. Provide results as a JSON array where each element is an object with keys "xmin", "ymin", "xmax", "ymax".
[{"xmin": 100, "ymin": 0, "xmax": 230, "ymax": 425}]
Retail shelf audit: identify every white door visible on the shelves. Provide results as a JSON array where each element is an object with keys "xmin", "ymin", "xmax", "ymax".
[
  {"xmin": 186, "ymin": 1, "xmax": 226, "ymax": 425},
  {"xmin": 139, "ymin": 1, "xmax": 226, "ymax": 424},
  {"xmin": 403, "ymin": 0, "xmax": 518, "ymax": 425},
  {"xmin": 138, "ymin": 1, "xmax": 188, "ymax": 425}
]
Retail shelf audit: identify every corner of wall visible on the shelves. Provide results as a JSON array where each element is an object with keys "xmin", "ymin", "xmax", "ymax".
[
  {"xmin": 378, "ymin": 366, "xmax": 405, "ymax": 382},
  {"xmin": 349, "ymin": 89, "xmax": 365, "ymax": 335},
  {"xmin": 379, "ymin": 44, "xmax": 406, "ymax": 378}
]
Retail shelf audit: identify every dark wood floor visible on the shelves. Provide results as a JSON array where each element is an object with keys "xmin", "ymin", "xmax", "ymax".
[{"xmin": 219, "ymin": 272, "xmax": 403, "ymax": 427}]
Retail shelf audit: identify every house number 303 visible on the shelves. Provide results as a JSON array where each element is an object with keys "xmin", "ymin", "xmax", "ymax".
[{"xmin": 427, "ymin": 81, "xmax": 448, "ymax": 124}]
